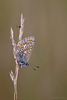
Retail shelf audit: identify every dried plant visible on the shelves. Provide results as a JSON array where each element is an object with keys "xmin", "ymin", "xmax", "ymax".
[
  {"xmin": 10, "ymin": 14, "xmax": 24, "ymax": 100},
  {"xmin": 10, "ymin": 13, "xmax": 39, "ymax": 100}
]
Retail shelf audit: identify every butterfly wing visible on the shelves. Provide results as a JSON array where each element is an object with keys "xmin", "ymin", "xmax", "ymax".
[{"xmin": 17, "ymin": 36, "xmax": 35, "ymax": 63}]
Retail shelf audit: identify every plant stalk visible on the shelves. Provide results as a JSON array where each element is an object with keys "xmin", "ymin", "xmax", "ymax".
[{"xmin": 14, "ymin": 66, "xmax": 19, "ymax": 100}]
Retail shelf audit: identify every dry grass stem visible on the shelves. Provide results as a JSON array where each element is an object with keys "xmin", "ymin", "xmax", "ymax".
[
  {"xmin": 10, "ymin": 14, "xmax": 24, "ymax": 100},
  {"xmin": 19, "ymin": 14, "xmax": 25, "ymax": 41}
]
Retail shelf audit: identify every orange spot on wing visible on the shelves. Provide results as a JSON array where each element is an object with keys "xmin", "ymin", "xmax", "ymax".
[
  {"xmin": 28, "ymin": 39, "xmax": 34, "ymax": 42},
  {"xmin": 29, "ymin": 45, "xmax": 31, "ymax": 47},
  {"xmin": 28, "ymin": 42, "xmax": 29, "ymax": 44},
  {"xmin": 20, "ymin": 44, "xmax": 22, "ymax": 46},
  {"xmin": 18, "ymin": 46, "xmax": 20, "ymax": 48},
  {"xmin": 23, "ymin": 43, "xmax": 25, "ymax": 45},
  {"xmin": 25, "ymin": 42, "xmax": 27, "ymax": 44}
]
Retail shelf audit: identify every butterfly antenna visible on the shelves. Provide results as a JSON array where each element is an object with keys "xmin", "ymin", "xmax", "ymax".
[
  {"xmin": 29, "ymin": 63, "xmax": 40, "ymax": 68},
  {"xmin": 29, "ymin": 64, "xmax": 36, "ymax": 71},
  {"xmin": 29, "ymin": 63, "xmax": 39, "ymax": 71}
]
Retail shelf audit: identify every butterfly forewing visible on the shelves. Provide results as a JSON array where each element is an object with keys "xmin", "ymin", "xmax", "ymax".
[{"xmin": 17, "ymin": 36, "xmax": 35, "ymax": 63}]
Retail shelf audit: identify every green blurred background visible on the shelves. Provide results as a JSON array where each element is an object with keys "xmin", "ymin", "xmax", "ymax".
[{"xmin": 0, "ymin": 0, "xmax": 67, "ymax": 100}]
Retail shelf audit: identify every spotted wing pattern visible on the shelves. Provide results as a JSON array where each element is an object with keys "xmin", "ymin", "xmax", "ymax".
[{"xmin": 17, "ymin": 36, "xmax": 35, "ymax": 64}]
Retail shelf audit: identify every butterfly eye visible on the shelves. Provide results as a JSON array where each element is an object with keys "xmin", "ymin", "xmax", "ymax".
[{"xmin": 25, "ymin": 63, "xmax": 29, "ymax": 66}]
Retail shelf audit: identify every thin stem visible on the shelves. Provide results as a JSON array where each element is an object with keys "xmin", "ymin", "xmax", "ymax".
[
  {"xmin": 10, "ymin": 14, "xmax": 24, "ymax": 100},
  {"xmin": 14, "ymin": 65, "xmax": 19, "ymax": 100},
  {"xmin": 14, "ymin": 91, "xmax": 15, "ymax": 100},
  {"xmin": 19, "ymin": 14, "xmax": 24, "ymax": 41}
]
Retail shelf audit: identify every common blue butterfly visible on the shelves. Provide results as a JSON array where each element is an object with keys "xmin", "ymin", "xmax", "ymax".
[{"xmin": 17, "ymin": 36, "xmax": 36, "ymax": 69}]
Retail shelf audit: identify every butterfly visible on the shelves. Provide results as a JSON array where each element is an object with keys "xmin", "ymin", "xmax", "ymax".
[{"xmin": 16, "ymin": 36, "xmax": 39, "ymax": 70}]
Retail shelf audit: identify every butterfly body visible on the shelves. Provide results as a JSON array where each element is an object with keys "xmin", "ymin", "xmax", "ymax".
[{"xmin": 16, "ymin": 36, "xmax": 35, "ymax": 68}]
